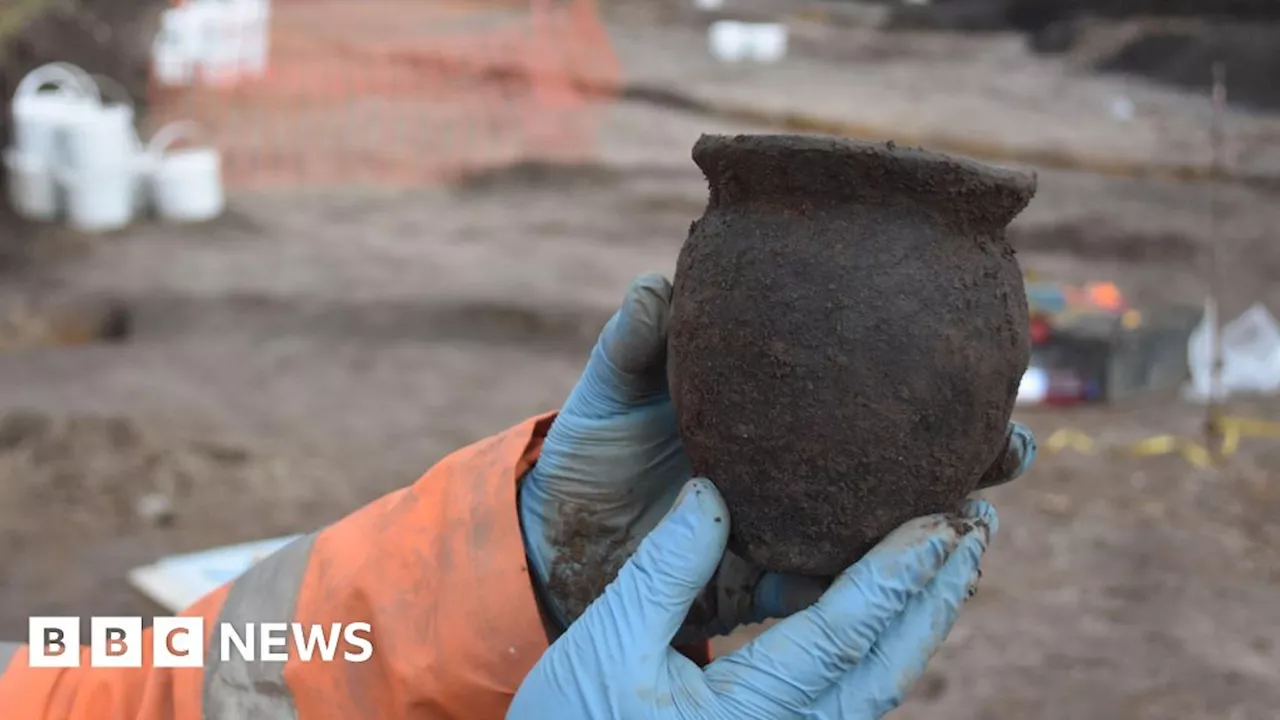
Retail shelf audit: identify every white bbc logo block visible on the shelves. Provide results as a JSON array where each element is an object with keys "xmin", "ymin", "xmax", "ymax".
[
  {"xmin": 154, "ymin": 617, "xmax": 204, "ymax": 668},
  {"xmin": 91, "ymin": 617, "xmax": 143, "ymax": 668},
  {"xmin": 28, "ymin": 617, "xmax": 80, "ymax": 667}
]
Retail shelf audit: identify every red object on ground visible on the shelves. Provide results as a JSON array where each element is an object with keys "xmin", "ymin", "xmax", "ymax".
[{"xmin": 1029, "ymin": 314, "xmax": 1053, "ymax": 345}]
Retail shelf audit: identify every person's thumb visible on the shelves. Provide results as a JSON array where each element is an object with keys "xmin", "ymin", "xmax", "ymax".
[
  {"xmin": 566, "ymin": 274, "xmax": 672, "ymax": 417},
  {"xmin": 591, "ymin": 477, "xmax": 729, "ymax": 656}
]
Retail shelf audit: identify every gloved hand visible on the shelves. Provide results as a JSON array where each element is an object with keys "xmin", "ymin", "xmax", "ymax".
[
  {"xmin": 509, "ymin": 479, "xmax": 999, "ymax": 720},
  {"xmin": 519, "ymin": 273, "xmax": 1036, "ymax": 642}
]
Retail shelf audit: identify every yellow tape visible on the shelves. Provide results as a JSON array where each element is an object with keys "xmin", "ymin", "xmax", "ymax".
[
  {"xmin": 1221, "ymin": 416, "xmax": 1280, "ymax": 437},
  {"xmin": 1120, "ymin": 437, "xmax": 1212, "ymax": 470},
  {"xmin": 1045, "ymin": 428, "xmax": 1095, "ymax": 454},
  {"xmin": 1125, "ymin": 435, "xmax": 1176, "ymax": 455},
  {"xmin": 1040, "ymin": 415, "xmax": 1280, "ymax": 469},
  {"xmin": 1221, "ymin": 424, "xmax": 1242, "ymax": 457},
  {"xmin": 1181, "ymin": 443, "xmax": 1214, "ymax": 469}
]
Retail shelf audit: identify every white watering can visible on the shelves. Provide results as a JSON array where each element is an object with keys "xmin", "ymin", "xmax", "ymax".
[
  {"xmin": 40, "ymin": 72, "xmax": 149, "ymax": 233},
  {"xmin": 4, "ymin": 148, "xmax": 60, "ymax": 221},
  {"xmin": 58, "ymin": 74, "xmax": 138, "ymax": 173},
  {"xmin": 6, "ymin": 64, "xmax": 100, "ymax": 222},
  {"xmin": 11, "ymin": 63, "xmax": 100, "ymax": 161},
  {"xmin": 147, "ymin": 121, "xmax": 225, "ymax": 223}
]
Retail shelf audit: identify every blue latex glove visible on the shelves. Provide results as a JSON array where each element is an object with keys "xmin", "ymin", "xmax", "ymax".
[
  {"xmin": 519, "ymin": 273, "xmax": 1036, "ymax": 642},
  {"xmin": 509, "ymin": 478, "xmax": 999, "ymax": 720}
]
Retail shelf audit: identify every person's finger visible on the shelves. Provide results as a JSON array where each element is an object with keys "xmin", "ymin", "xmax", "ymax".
[
  {"xmin": 826, "ymin": 499, "xmax": 998, "ymax": 717},
  {"xmin": 584, "ymin": 478, "xmax": 729, "ymax": 657},
  {"xmin": 974, "ymin": 421, "xmax": 1036, "ymax": 490},
  {"xmin": 703, "ymin": 513, "xmax": 966, "ymax": 714},
  {"xmin": 564, "ymin": 274, "xmax": 673, "ymax": 417}
]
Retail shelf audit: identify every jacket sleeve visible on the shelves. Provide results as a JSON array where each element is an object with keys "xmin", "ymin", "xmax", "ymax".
[{"xmin": 0, "ymin": 414, "xmax": 561, "ymax": 720}]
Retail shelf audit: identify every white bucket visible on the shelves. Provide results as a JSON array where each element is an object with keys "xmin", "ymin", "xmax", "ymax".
[
  {"xmin": 58, "ymin": 74, "xmax": 137, "ymax": 172},
  {"xmin": 750, "ymin": 24, "xmax": 789, "ymax": 63},
  {"xmin": 708, "ymin": 21, "xmax": 789, "ymax": 64},
  {"xmin": 11, "ymin": 63, "xmax": 100, "ymax": 163},
  {"xmin": 709, "ymin": 21, "xmax": 749, "ymax": 63},
  {"xmin": 51, "ymin": 115, "xmax": 139, "ymax": 234},
  {"xmin": 53, "ymin": 161, "xmax": 136, "ymax": 233},
  {"xmin": 148, "ymin": 121, "xmax": 225, "ymax": 223},
  {"xmin": 152, "ymin": 6, "xmax": 203, "ymax": 86},
  {"xmin": 3, "ymin": 148, "xmax": 59, "ymax": 221}
]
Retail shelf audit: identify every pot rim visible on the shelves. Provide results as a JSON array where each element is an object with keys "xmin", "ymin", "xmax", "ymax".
[{"xmin": 692, "ymin": 133, "xmax": 1038, "ymax": 232}]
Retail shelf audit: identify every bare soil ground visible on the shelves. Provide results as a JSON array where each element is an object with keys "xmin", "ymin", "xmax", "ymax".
[{"xmin": 2, "ymin": 7, "xmax": 1279, "ymax": 720}]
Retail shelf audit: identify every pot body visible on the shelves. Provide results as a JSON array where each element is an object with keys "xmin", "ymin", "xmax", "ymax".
[{"xmin": 668, "ymin": 134, "xmax": 1035, "ymax": 576}]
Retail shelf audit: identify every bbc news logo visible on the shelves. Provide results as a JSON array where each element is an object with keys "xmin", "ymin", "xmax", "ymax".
[{"xmin": 28, "ymin": 617, "xmax": 374, "ymax": 668}]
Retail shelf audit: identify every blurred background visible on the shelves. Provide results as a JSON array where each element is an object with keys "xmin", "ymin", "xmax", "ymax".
[{"xmin": 1, "ymin": 1, "xmax": 1279, "ymax": 717}]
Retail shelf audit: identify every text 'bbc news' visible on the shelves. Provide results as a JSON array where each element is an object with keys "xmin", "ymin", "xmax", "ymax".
[{"xmin": 28, "ymin": 617, "xmax": 373, "ymax": 668}]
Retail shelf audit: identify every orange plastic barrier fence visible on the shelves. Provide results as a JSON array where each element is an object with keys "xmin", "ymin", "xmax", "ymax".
[{"xmin": 148, "ymin": 0, "xmax": 620, "ymax": 189}]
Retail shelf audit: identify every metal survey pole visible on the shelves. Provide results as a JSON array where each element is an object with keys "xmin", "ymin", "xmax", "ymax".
[{"xmin": 1206, "ymin": 61, "xmax": 1226, "ymax": 458}]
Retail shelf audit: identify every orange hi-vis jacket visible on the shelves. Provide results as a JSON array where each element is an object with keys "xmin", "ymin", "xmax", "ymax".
[{"xmin": 0, "ymin": 414, "xmax": 711, "ymax": 719}]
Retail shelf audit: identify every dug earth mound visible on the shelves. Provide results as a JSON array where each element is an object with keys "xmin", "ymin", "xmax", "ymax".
[{"xmin": 668, "ymin": 133, "xmax": 1036, "ymax": 576}]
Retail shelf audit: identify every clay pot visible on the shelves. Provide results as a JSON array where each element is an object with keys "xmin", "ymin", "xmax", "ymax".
[{"xmin": 668, "ymin": 134, "xmax": 1036, "ymax": 576}]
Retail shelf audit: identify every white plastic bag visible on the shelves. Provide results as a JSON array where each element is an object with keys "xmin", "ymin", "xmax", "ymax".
[
  {"xmin": 1016, "ymin": 366, "xmax": 1049, "ymax": 405},
  {"xmin": 194, "ymin": 0, "xmax": 243, "ymax": 86},
  {"xmin": 708, "ymin": 21, "xmax": 789, "ymax": 64},
  {"xmin": 235, "ymin": 0, "xmax": 272, "ymax": 78},
  {"xmin": 1186, "ymin": 300, "xmax": 1280, "ymax": 401},
  {"xmin": 153, "ymin": 0, "xmax": 271, "ymax": 87},
  {"xmin": 152, "ymin": 6, "xmax": 205, "ymax": 86}
]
